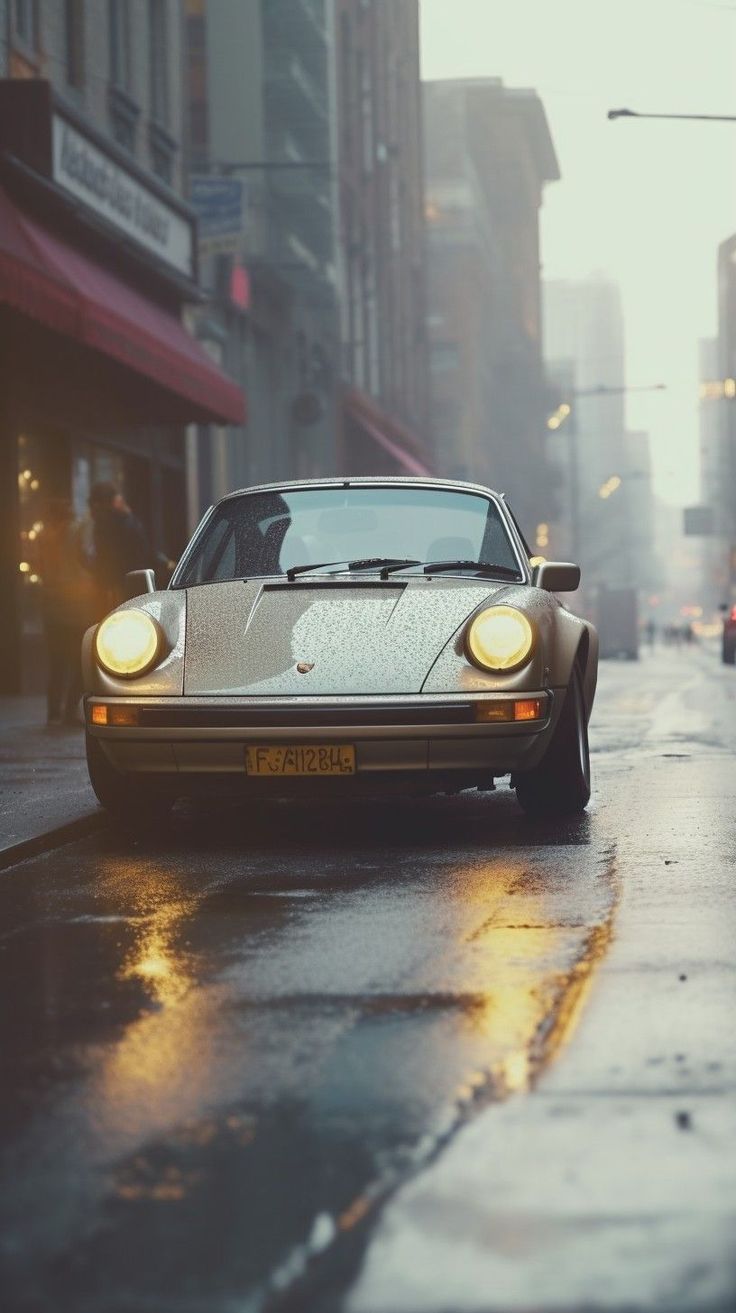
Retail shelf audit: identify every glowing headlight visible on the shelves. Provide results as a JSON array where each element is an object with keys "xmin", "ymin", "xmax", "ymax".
[
  {"xmin": 466, "ymin": 606, "xmax": 534, "ymax": 673},
  {"xmin": 95, "ymin": 609, "xmax": 163, "ymax": 678}
]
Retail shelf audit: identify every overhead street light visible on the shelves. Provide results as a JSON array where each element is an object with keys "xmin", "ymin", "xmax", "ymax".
[
  {"xmin": 608, "ymin": 108, "xmax": 736, "ymax": 123},
  {"xmin": 546, "ymin": 383, "xmax": 667, "ymax": 429}
]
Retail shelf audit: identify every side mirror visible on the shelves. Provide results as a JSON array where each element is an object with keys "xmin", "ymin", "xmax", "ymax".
[
  {"xmin": 534, "ymin": 561, "xmax": 581, "ymax": 593},
  {"xmin": 125, "ymin": 568, "xmax": 156, "ymax": 599}
]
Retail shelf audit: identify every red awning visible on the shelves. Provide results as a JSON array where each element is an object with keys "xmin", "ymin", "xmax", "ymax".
[
  {"xmin": 0, "ymin": 185, "xmax": 245, "ymax": 425},
  {"xmin": 343, "ymin": 387, "xmax": 432, "ymax": 476}
]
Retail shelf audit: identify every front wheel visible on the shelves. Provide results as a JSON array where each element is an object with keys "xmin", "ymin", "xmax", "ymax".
[
  {"xmin": 86, "ymin": 732, "xmax": 174, "ymax": 828},
  {"xmin": 514, "ymin": 668, "xmax": 591, "ymax": 816}
]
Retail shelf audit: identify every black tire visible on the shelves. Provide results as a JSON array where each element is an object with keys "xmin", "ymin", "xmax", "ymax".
[
  {"xmin": 86, "ymin": 732, "xmax": 174, "ymax": 828},
  {"xmin": 514, "ymin": 667, "xmax": 591, "ymax": 816}
]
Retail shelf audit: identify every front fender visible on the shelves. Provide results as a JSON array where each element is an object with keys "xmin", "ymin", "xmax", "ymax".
[
  {"xmin": 547, "ymin": 608, "xmax": 598, "ymax": 719},
  {"xmin": 422, "ymin": 585, "xmax": 598, "ymax": 707}
]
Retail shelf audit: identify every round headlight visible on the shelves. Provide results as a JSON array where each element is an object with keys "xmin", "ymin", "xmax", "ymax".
[
  {"xmin": 95, "ymin": 609, "xmax": 163, "ymax": 678},
  {"xmin": 466, "ymin": 606, "xmax": 534, "ymax": 673}
]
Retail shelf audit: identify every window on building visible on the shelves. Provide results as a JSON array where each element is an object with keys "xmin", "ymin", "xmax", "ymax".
[
  {"xmin": 13, "ymin": 0, "xmax": 39, "ymax": 50},
  {"xmin": 431, "ymin": 341, "xmax": 460, "ymax": 372},
  {"xmin": 149, "ymin": 0, "xmax": 170, "ymax": 127},
  {"xmin": 109, "ymin": 0, "xmax": 132, "ymax": 90},
  {"xmin": 64, "ymin": 0, "xmax": 85, "ymax": 89}
]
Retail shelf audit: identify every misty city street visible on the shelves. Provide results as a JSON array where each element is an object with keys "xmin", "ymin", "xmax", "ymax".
[
  {"xmin": 2, "ymin": 1, "xmax": 736, "ymax": 1310},
  {"xmin": 1, "ymin": 643, "xmax": 734, "ymax": 1313}
]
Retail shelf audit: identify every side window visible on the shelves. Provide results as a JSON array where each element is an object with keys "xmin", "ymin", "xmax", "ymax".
[
  {"xmin": 481, "ymin": 507, "xmax": 521, "ymax": 571},
  {"xmin": 187, "ymin": 515, "xmax": 234, "ymax": 583},
  {"xmin": 499, "ymin": 504, "xmax": 532, "ymax": 561}
]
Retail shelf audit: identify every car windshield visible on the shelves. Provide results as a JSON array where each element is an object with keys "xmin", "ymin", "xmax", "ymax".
[{"xmin": 175, "ymin": 486, "xmax": 522, "ymax": 585}]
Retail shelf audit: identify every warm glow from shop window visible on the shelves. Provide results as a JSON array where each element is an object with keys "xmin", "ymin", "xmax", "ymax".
[{"xmin": 19, "ymin": 561, "xmax": 30, "ymax": 573}]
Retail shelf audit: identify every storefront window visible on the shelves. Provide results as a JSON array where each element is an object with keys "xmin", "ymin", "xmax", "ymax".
[
  {"xmin": 149, "ymin": 0, "xmax": 170, "ymax": 127},
  {"xmin": 109, "ymin": 0, "xmax": 132, "ymax": 89},
  {"xmin": 13, "ymin": 0, "xmax": 40, "ymax": 51}
]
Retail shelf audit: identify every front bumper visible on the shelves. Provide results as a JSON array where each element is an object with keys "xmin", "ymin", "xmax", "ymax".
[{"xmin": 85, "ymin": 691, "xmax": 559, "ymax": 791}]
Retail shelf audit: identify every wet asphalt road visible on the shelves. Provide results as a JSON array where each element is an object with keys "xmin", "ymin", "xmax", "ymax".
[{"xmin": 0, "ymin": 645, "xmax": 733, "ymax": 1313}]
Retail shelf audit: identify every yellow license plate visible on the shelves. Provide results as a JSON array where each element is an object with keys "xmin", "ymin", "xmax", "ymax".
[{"xmin": 245, "ymin": 745, "xmax": 356, "ymax": 777}]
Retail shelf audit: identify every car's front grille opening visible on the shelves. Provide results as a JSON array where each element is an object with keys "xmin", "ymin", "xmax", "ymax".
[{"xmin": 134, "ymin": 704, "xmax": 478, "ymax": 729}]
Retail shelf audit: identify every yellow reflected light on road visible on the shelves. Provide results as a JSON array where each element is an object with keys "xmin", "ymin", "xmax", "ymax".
[{"xmin": 454, "ymin": 859, "xmax": 618, "ymax": 1097}]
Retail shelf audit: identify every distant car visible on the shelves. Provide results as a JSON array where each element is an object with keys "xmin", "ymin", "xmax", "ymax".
[
  {"xmin": 82, "ymin": 478, "xmax": 598, "ymax": 823},
  {"xmin": 723, "ymin": 605, "xmax": 736, "ymax": 664}
]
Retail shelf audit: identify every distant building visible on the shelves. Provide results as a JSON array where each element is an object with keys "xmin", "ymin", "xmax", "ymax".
[
  {"xmin": 0, "ymin": 1, "xmax": 242, "ymax": 692},
  {"xmin": 544, "ymin": 277, "xmax": 626, "ymax": 497},
  {"xmin": 183, "ymin": 0, "xmax": 431, "ymax": 503},
  {"xmin": 423, "ymin": 77, "xmax": 560, "ymax": 535},
  {"xmin": 544, "ymin": 276, "xmax": 658, "ymax": 597},
  {"xmin": 715, "ymin": 235, "xmax": 736, "ymax": 600},
  {"xmin": 335, "ymin": 0, "xmax": 430, "ymax": 475},
  {"xmin": 697, "ymin": 337, "xmax": 730, "ymax": 608},
  {"xmin": 183, "ymin": 0, "xmax": 341, "ymax": 509}
]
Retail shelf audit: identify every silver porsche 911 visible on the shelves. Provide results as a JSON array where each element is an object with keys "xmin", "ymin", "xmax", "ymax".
[{"xmin": 82, "ymin": 477, "xmax": 598, "ymax": 823}]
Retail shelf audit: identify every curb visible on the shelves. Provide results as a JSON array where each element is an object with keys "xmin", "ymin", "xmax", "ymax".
[{"xmin": 0, "ymin": 811, "xmax": 106, "ymax": 872}]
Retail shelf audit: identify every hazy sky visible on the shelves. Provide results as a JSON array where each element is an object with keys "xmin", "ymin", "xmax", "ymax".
[{"xmin": 420, "ymin": 0, "xmax": 736, "ymax": 505}]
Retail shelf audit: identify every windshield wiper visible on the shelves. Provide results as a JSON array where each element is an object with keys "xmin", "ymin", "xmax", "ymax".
[
  {"xmin": 347, "ymin": 556, "xmax": 421, "ymax": 576},
  {"xmin": 377, "ymin": 558, "xmax": 521, "ymax": 580},
  {"xmin": 286, "ymin": 557, "xmax": 421, "ymax": 581},
  {"xmin": 423, "ymin": 559, "xmax": 522, "ymax": 580},
  {"xmin": 286, "ymin": 560, "xmax": 349, "ymax": 581}
]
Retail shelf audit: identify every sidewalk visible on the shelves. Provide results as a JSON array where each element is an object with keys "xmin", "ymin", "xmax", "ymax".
[
  {"xmin": 0, "ymin": 698, "xmax": 102, "ymax": 868},
  {"xmin": 347, "ymin": 652, "xmax": 736, "ymax": 1313}
]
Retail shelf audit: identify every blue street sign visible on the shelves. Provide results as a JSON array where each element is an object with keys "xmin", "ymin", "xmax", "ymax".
[{"xmin": 189, "ymin": 176, "xmax": 245, "ymax": 243}]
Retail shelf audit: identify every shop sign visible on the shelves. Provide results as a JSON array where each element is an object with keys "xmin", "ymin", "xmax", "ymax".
[
  {"xmin": 189, "ymin": 175, "xmax": 245, "ymax": 253},
  {"xmin": 52, "ymin": 115, "xmax": 193, "ymax": 277},
  {"xmin": 683, "ymin": 505, "xmax": 714, "ymax": 536}
]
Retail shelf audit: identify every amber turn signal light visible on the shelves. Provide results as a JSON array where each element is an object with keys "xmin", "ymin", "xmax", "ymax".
[
  {"xmin": 474, "ymin": 698, "xmax": 545, "ymax": 723},
  {"xmin": 474, "ymin": 701, "xmax": 514, "ymax": 722},
  {"xmin": 514, "ymin": 698, "xmax": 544, "ymax": 721},
  {"xmin": 89, "ymin": 704, "xmax": 140, "ymax": 727}
]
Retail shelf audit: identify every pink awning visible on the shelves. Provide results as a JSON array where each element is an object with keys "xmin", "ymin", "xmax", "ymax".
[
  {"xmin": 0, "ymin": 185, "xmax": 245, "ymax": 425},
  {"xmin": 343, "ymin": 387, "xmax": 432, "ymax": 476}
]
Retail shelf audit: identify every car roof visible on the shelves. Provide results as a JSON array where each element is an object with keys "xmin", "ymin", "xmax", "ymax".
[{"xmin": 217, "ymin": 476, "xmax": 505, "ymax": 504}]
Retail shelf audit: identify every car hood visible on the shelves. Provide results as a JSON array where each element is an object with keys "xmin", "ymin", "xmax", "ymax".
[{"xmin": 183, "ymin": 577, "xmax": 505, "ymax": 696}]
